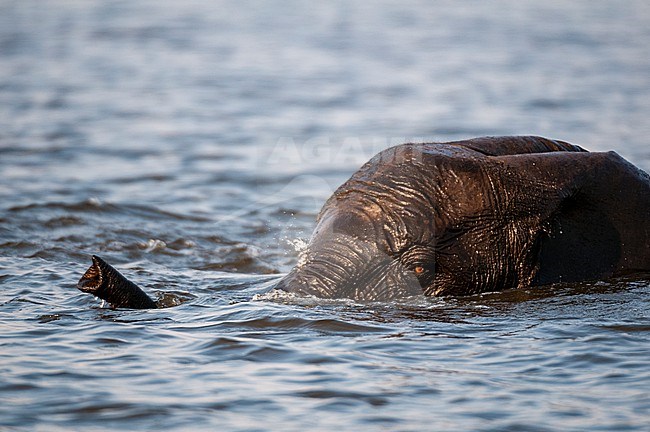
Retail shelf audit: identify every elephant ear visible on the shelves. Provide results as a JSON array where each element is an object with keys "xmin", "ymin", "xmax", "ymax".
[{"xmin": 494, "ymin": 150, "xmax": 650, "ymax": 285}]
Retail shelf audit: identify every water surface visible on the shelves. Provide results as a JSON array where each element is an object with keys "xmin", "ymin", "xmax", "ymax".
[{"xmin": 1, "ymin": 1, "xmax": 649, "ymax": 431}]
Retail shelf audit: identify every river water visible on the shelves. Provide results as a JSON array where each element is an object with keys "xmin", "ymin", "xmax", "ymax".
[{"xmin": 1, "ymin": 1, "xmax": 649, "ymax": 431}]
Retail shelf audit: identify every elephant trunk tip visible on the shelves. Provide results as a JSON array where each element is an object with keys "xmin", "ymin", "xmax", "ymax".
[
  {"xmin": 77, "ymin": 255, "xmax": 104, "ymax": 293},
  {"xmin": 77, "ymin": 255, "xmax": 158, "ymax": 309}
]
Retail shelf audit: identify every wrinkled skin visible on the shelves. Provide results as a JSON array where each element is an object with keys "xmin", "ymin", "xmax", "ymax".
[
  {"xmin": 78, "ymin": 136, "xmax": 650, "ymax": 307},
  {"xmin": 276, "ymin": 136, "xmax": 650, "ymax": 300},
  {"xmin": 78, "ymin": 255, "xmax": 158, "ymax": 309}
]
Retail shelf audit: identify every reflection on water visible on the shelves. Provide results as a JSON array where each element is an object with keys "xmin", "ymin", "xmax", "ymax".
[{"xmin": 1, "ymin": 1, "xmax": 649, "ymax": 430}]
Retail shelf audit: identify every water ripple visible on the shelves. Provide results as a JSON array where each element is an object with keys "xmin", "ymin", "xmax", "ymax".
[{"xmin": 2, "ymin": 1, "xmax": 650, "ymax": 431}]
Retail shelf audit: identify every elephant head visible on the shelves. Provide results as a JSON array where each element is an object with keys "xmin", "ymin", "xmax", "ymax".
[{"xmin": 277, "ymin": 136, "xmax": 650, "ymax": 300}]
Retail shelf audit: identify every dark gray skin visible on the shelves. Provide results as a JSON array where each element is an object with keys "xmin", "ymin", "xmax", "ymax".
[
  {"xmin": 78, "ymin": 136, "xmax": 650, "ymax": 307},
  {"xmin": 78, "ymin": 255, "xmax": 158, "ymax": 309},
  {"xmin": 276, "ymin": 136, "xmax": 650, "ymax": 300}
]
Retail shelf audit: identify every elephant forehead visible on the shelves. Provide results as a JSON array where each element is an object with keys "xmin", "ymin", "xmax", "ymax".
[
  {"xmin": 353, "ymin": 157, "xmax": 493, "ymax": 220},
  {"xmin": 316, "ymin": 144, "xmax": 499, "ymax": 250},
  {"xmin": 350, "ymin": 145, "xmax": 486, "ymax": 192}
]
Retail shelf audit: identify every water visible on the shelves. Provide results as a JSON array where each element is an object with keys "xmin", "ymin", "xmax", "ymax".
[{"xmin": 1, "ymin": 1, "xmax": 649, "ymax": 430}]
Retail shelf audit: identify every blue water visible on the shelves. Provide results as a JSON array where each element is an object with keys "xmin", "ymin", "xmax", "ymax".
[{"xmin": 1, "ymin": 1, "xmax": 649, "ymax": 430}]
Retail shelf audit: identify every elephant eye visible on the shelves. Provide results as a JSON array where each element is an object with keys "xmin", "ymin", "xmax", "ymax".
[{"xmin": 399, "ymin": 245, "xmax": 435, "ymax": 277}]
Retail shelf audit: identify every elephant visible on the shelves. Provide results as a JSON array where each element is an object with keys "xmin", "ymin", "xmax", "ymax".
[{"xmin": 78, "ymin": 136, "xmax": 650, "ymax": 307}]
